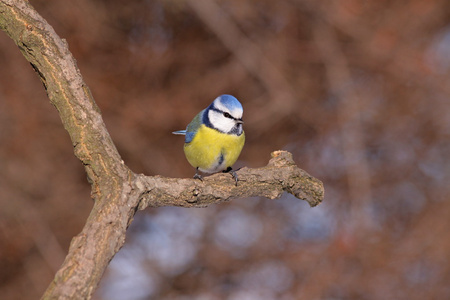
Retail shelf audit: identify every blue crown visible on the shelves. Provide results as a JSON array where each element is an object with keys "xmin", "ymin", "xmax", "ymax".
[{"xmin": 217, "ymin": 94, "xmax": 243, "ymax": 111}]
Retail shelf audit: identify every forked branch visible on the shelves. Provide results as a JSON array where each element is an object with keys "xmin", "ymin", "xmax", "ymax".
[{"xmin": 0, "ymin": 1, "xmax": 324, "ymax": 299}]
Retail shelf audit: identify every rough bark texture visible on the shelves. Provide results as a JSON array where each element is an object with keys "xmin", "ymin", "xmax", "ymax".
[{"xmin": 0, "ymin": 1, "xmax": 324, "ymax": 299}]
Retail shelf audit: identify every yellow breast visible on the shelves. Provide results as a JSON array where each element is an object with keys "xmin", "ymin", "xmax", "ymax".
[{"xmin": 184, "ymin": 125, "xmax": 245, "ymax": 173}]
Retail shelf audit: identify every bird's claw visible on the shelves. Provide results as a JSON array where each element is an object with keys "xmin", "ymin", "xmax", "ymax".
[
  {"xmin": 193, "ymin": 168, "xmax": 203, "ymax": 181},
  {"xmin": 224, "ymin": 167, "xmax": 239, "ymax": 186}
]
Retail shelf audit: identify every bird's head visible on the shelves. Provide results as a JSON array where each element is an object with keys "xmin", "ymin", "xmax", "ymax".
[{"xmin": 205, "ymin": 94, "xmax": 244, "ymax": 135}]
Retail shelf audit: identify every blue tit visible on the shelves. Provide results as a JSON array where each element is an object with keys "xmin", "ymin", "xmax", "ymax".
[{"xmin": 173, "ymin": 94, "xmax": 245, "ymax": 183}]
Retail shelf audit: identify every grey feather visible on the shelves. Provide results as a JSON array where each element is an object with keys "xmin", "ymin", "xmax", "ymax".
[{"xmin": 172, "ymin": 109, "xmax": 205, "ymax": 143}]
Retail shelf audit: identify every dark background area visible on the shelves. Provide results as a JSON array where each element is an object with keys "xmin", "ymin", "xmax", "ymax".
[{"xmin": 1, "ymin": 0, "xmax": 450, "ymax": 299}]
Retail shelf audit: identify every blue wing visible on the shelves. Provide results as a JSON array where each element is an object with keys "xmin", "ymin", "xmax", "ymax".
[{"xmin": 173, "ymin": 109, "xmax": 205, "ymax": 143}]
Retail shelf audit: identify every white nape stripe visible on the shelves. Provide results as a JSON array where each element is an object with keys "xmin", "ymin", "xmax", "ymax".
[{"xmin": 213, "ymin": 99, "xmax": 243, "ymax": 119}]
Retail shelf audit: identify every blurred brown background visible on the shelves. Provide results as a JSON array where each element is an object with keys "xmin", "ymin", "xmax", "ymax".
[{"xmin": 1, "ymin": 0, "xmax": 450, "ymax": 299}]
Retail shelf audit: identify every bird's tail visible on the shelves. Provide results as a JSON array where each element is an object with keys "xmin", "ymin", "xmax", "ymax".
[{"xmin": 172, "ymin": 130, "xmax": 186, "ymax": 135}]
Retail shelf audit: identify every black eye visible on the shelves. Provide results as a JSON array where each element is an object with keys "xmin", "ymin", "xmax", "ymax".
[{"xmin": 223, "ymin": 112, "xmax": 232, "ymax": 118}]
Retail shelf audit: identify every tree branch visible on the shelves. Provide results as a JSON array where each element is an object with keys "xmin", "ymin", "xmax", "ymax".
[
  {"xmin": 137, "ymin": 150, "xmax": 323, "ymax": 209},
  {"xmin": 0, "ymin": 1, "xmax": 324, "ymax": 299}
]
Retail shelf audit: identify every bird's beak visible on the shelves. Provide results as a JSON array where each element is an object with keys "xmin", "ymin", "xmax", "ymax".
[{"xmin": 236, "ymin": 119, "xmax": 244, "ymax": 124}]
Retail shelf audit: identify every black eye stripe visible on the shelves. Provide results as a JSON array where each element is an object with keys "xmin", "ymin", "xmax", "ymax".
[
  {"xmin": 205, "ymin": 106, "xmax": 244, "ymax": 134},
  {"xmin": 223, "ymin": 112, "xmax": 232, "ymax": 118},
  {"xmin": 210, "ymin": 107, "xmax": 236, "ymax": 119}
]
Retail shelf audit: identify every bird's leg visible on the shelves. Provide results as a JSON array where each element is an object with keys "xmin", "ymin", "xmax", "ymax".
[
  {"xmin": 193, "ymin": 167, "xmax": 203, "ymax": 181},
  {"xmin": 223, "ymin": 167, "xmax": 240, "ymax": 186}
]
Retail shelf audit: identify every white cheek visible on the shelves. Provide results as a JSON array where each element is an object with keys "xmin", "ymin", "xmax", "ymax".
[
  {"xmin": 209, "ymin": 111, "xmax": 234, "ymax": 132},
  {"xmin": 218, "ymin": 119, "xmax": 235, "ymax": 132}
]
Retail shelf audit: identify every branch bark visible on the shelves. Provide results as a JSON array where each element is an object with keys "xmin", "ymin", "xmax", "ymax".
[{"xmin": 0, "ymin": 1, "xmax": 324, "ymax": 299}]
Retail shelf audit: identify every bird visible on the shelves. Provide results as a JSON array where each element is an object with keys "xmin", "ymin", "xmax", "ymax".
[{"xmin": 172, "ymin": 94, "xmax": 245, "ymax": 184}]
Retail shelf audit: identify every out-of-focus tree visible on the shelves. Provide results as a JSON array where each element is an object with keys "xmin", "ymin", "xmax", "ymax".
[{"xmin": 1, "ymin": 0, "xmax": 450, "ymax": 299}]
